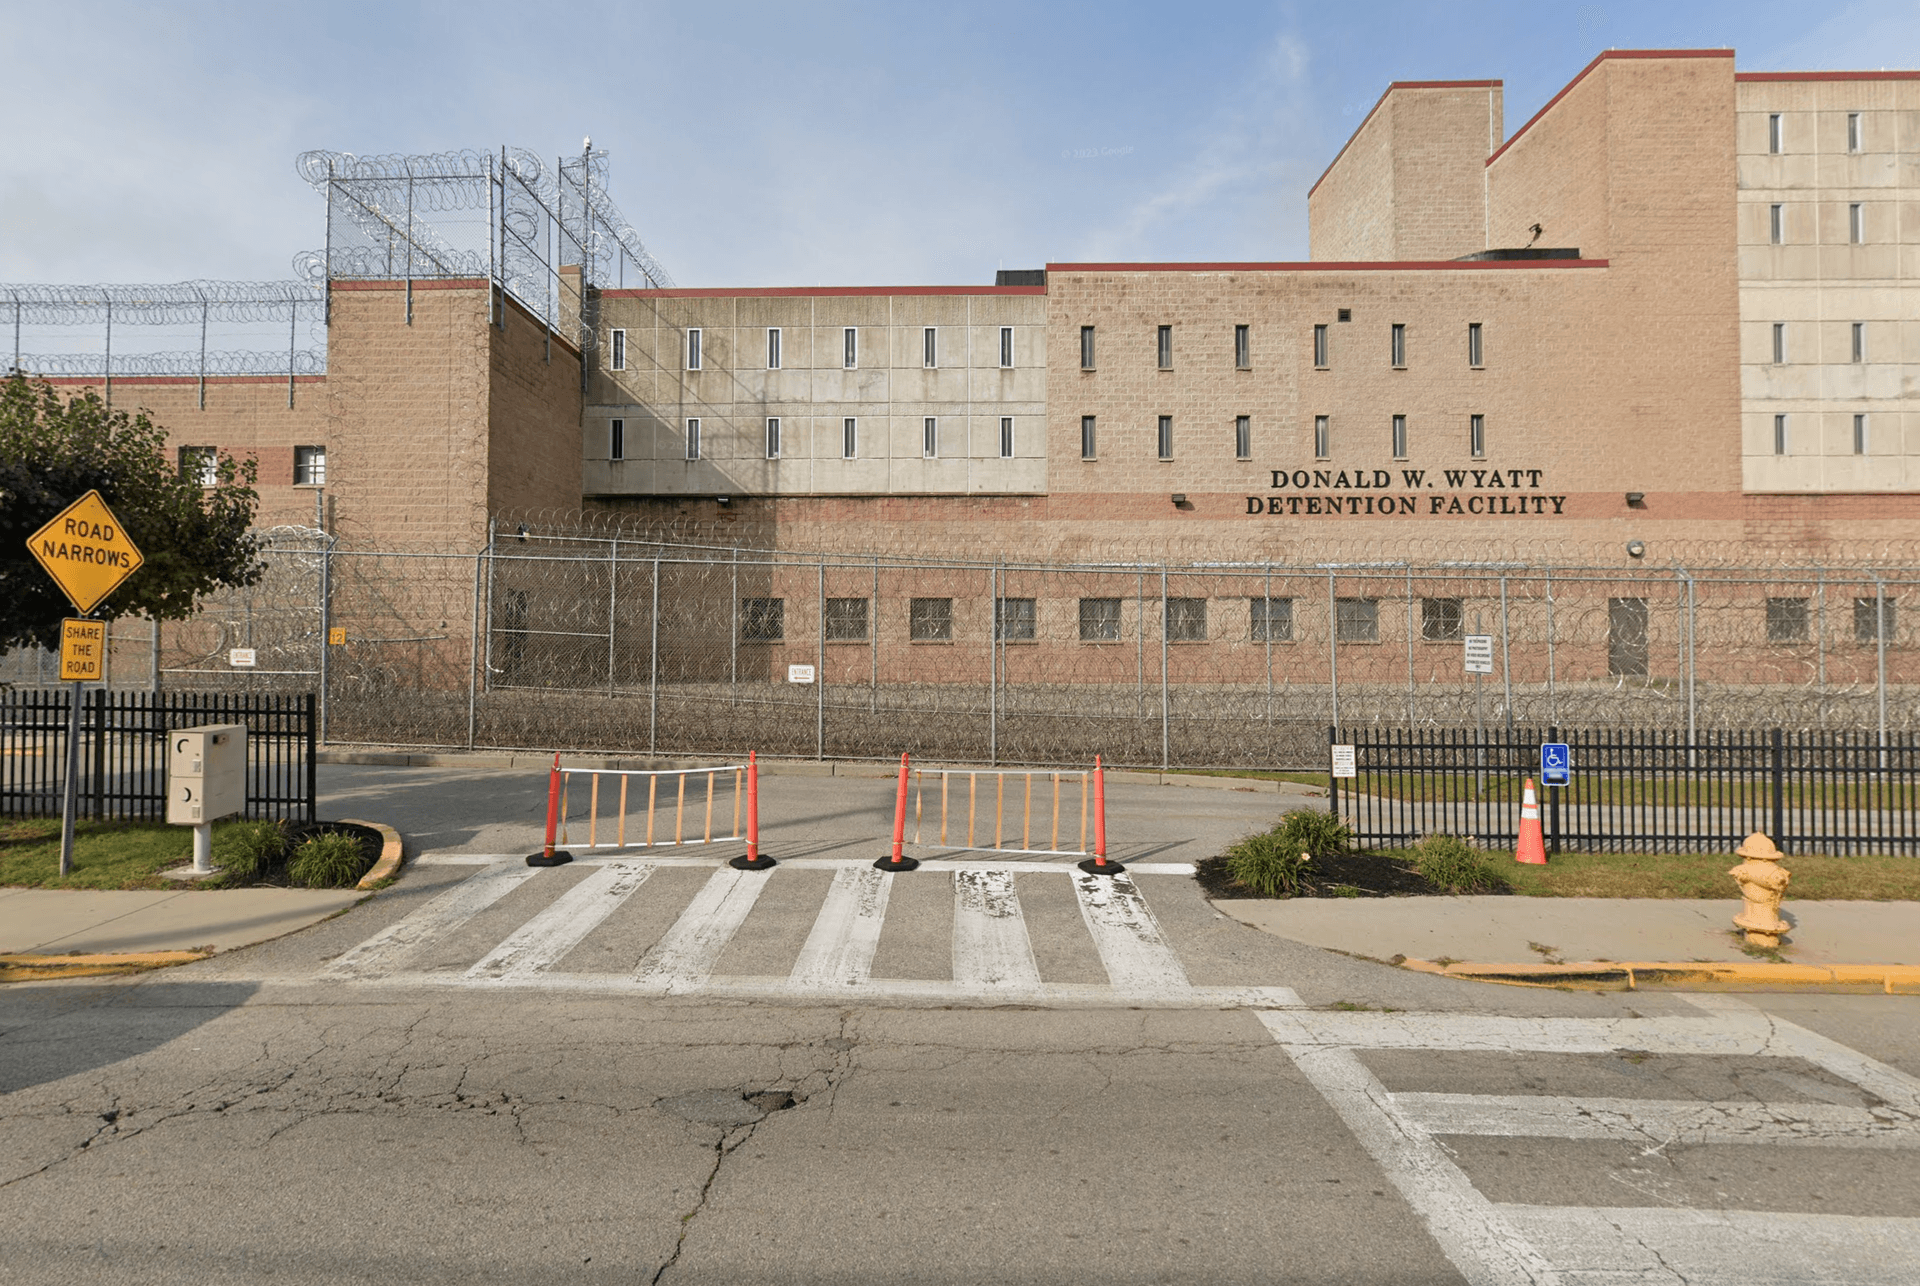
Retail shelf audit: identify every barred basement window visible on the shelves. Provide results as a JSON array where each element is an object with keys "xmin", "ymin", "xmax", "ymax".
[
  {"xmin": 995, "ymin": 597, "xmax": 1036, "ymax": 642},
  {"xmin": 1165, "ymin": 597, "xmax": 1206, "ymax": 642},
  {"xmin": 1766, "ymin": 597, "xmax": 1810, "ymax": 644},
  {"xmin": 1335, "ymin": 597, "xmax": 1379, "ymax": 643},
  {"xmin": 1854, "ymin": 596, "xmax": 1896, "ymax": 643},
  {"xmin": 293, "ymin": 445, "xmax": 327, "ymax": 485},
  {"xmin": 740, "ymin": 598, "xmax": 784, "ymax": 642},
  {"xmin": 1313, "ymin": 323, "xmax": 1328, "ymax": 368},
  {"xmin": 910, "ymin": 597, "xmax": 953, "ymax": 642},
  {"xmin": 825, "ymin": 598, "xmax": 869, "ymax": 642},
  {"xmin": 1235, "ymin": 415, "xmax": 1251, "ymax": 461},
  {"xmin": 1391, "ymin": 414, "xmax": 1407, "ymax": 460},
  {"xmin": 924, "ymin": 417, "xmax": 938, "ymax": 458},
  {"xmin": 1079, "ymin": 597, "xmax": 1121, "ymax": 642},
  {"xmin": 843, "ymin": 417, "xmax": 858, "ymax": 460},
  {"xmin": 1774, "ymin": 414, "xmax": 1788, "ymax": 456},
  {"xmin": 1850, "ymin": 203, "xmax": 1865, "ymax": 244},
  {"xmin": 607, "ymin": 422, "xmax": 624, "ymax": 462},
  {"xmin": 999, "ymin": 416, "xmax": 1014, "ymax": 459},
  {"xmin": 1250, "ymin": 597, "xmax": 1293, "ymax": 642},
  {"xmin": 1467, "ymin": 322, "xmax": 1483, "ymax": 368},
  {"xmin": 1081, "ymin": 415, "xmax": 1097, "ymax": 460},
  {"xmin": 610, "ymin": 328, "xmax": 626, "ymax": 371},
  {"xmin": 1157, "ymin": 325, "xmax": 1173, "ymax": 369},
  {"xmin": 1390, "ymin": 323, "xmax": 1406, "ymax": 368},
  {"xmin": 1770, "ymin": 204, "xmax": 1784, "ymax": 244},
  {"xmin": 765, "ymin": 417, "xmax": 781, "ymax": 459},
  {"xmin": 1421, "ymin": 597, "xmax": 1463, "ymax": 641},
  {"xmin": 923, "ymin": 327, "xmax": 937, "ymax": 368},
  {"xmin": 1234, "ymin": 324, "xmax": 1250, "ymax": 370},
  {"xmin": 1855, "ymin": 413, "xmax": 1868, "ymax": 455},
  {"xmin": 1469, "ymin": 414, "xmax": 1485, "ymax": 459},
  {"xmin": 1314, "ymin": 415, "xmax": 1330, "ymax": 460},
  {"xmin": 1000, "ymin": 326, "xmax": 1014, "ymax": 368},
  {"xmin": 179, "ymin": 446, "xmax": 217, "ymax": 486},
  {"xmin": 1848, "ymin": 112, "xmax": 1863, "ymax": 153},
  {"xmin": 685, "ymin": 418, "xmax": 701, "ymax": 461},
  {"xmin": 686, "ymin": 328, "xmax": 702, "ymax": 370},
  {"xmin": 767, "ymin": 327, "xmax": 781, "ymax": 369},
  {"xmin": 844, "ymin": 326, "xmax": 858, "ymax": 369},
  {"xmin": 1080, "ymin": 325, "xmax": 1095, "ymax": 370},
  {"xmin": 1768, "ymin": 112, "xmax": 1783, "ymax": 154},
  {"xmin": 1157, "ymin": 415, "xmax": 1173, "ymax": 460}
]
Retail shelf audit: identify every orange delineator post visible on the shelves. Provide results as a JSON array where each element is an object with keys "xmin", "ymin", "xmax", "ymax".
[
  {"xmin": 525, "ymin": 752, "xmax": 574, "ymax": 867},
  {"xmin": 1078, "ymin": 754, "xmax": 1123, "ymax": 875},
  {"xmin": 1515, "ymin": 776, "xmax": 1547, "ymax": 865},
  {"xmin": 873, "ymin": 751, "xmax": 920, "ymax": 871},
  {"xmin": 729, "ymin": 750, "xmax": 776, "ymax": 869}
]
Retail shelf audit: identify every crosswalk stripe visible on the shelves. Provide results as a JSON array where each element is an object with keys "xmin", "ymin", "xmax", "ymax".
[
  {"xmin": 790, "ymin": 865, "xmax": 892, "ymax": 989},
  {"xmin": 1072, "ymin": 870, "xmax": 1189, "ymax": 992},
  {"xmin": 466, "ymin": 861, "xmax": 654, "ymax": 981},
  {"xmin": 324, "ymin": 863, "xmax": 538, "ymax": 978},
  {"xmin": 951, "ymin": 870, "xmax": 1041, "ymax": 989},
  {"xmin": 636, "ymin": 867, "xmax": 772, "ymax": 990}
]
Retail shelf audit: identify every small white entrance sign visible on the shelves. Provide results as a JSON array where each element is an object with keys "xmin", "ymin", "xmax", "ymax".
[
  {"xmin": 1330, "ymin": 744, "xmax": 1356, "ymax": 778},
  {"xmin": 787, "ymin": 664, "xmax": 816, "ymax": 684},
  {"xmin": 1463, "ymin": 634, "xmax": 1494, "ymax": 675},
  {"xmin": 229, "ymin": 648, "xmax": 258, "ymax": 668}
]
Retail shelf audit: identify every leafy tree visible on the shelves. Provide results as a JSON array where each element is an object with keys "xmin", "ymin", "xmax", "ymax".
[{"xmin": 0, "ymin": 375, "xmax": 264, "ymax": 654}]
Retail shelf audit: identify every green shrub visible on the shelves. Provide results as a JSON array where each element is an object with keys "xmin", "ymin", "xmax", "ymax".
[
  {"xmin": 1411, "ymin": 834, "xmax": 1511, "ymax": 894},
  {"xmin": 1273, "ymin": 808, "xmax": 1351, "ymax": 857},
  {"xmin": 287, "ymin": 833, "xmax": 372, "ymax": 889},
  {"xmin": 213, "ymin": 820, "xmax": 286, "ymax": 883},
  {"xmin": 1224, "ymin": 830, "xmax": 1315, "ymax": 897}
]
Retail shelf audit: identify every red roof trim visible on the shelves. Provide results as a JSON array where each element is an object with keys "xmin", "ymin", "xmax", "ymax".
[
  {"xmin": 329, "ymin": 277, "xmax": 491, "ymax": 292},
  {"xmin": 37, "ymin": 375, "xmax": 327, "ymax": 387},
  {"xmin": 1045, "ymin": 259, "xmax": 1608, "ymax": 273},
  {"xmin": 603, "ymin": 285, "xmax": 1044, "ymax": 298},
  {"xmin": 1736, "ymin": 70, "xmax": 1920, "ymax": 82},
  {"xmin": 1488, "ymin": 48, "xmax": 1735, "ymax": 167},
  {"xmin": 1308, "ymin": 79, "xmax": 1504, "ymax": 199}
]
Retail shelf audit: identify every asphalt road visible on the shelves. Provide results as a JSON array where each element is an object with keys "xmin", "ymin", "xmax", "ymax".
[{"xmin": 1, "ymin": 764, "xmax": 1916, "ymax": 1284}]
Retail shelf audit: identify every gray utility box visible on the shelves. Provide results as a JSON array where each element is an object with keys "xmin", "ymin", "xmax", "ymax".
[{"xmin": 167, "ymin": 724, "xmax": 248, "ymax": 825}]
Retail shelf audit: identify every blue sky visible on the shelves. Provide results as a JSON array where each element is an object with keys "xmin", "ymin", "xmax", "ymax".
[{"xmin": 1, "ymin": 0, "xmax": 1915, "ymax": 289}]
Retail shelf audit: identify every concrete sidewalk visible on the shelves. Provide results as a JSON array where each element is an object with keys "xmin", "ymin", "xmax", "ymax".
[
  {"xmin": 1215, "ymin": 895, "xmax": 1920, "ymax": 967},
  {"xmin": 0, "ymin": 886, "xmax": 366, "ymax": 956}
]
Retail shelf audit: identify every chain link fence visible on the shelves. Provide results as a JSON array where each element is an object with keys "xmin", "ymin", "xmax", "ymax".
[{"xmin": 8, "ymin": 525, "xmax": 1915, "ymax": 769}]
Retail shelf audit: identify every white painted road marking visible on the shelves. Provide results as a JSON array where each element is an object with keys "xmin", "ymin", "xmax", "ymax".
[
  {"xmin": 789, "ymin": 865, "xmax": 892, "ymax": 989},
  {"xmin": 636, "ymin": 867, "xmax": 772, "ymax": 991},
  {"xmin": 466, "ymin": 861, "xmax": 654, "ymax": 981},
  {"xmin": 1071, "ymin": 869, "xmax": 1189, "ymax": 993},
  {"xmin": 951, "ymin": 869, "xmax": 1041, "ymax": 989},
  {"xmin": 324, "ymin": 862, "xmax": 537, "ymax": 978},
  {"xmin": 1392, "ymin": 1092, "xmax": 1920, "ymax": 1149}
]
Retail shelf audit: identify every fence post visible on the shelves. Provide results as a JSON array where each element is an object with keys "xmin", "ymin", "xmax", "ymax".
[
  {"xmin": 1160, "ymin": 564, "xmax": 1170, "ymax": 770},
  {"xmin": 1327, "ymin": 724, "xmax": 1339, "ymax": 819},
  {"xmin": 91, "ymin": 687, "xmax": 107, "ymax": 820},
  {"xmin": 1405, "ymin": 566, "xmax": 1415, "ymax": 727},
  {"xmin": 467, "ymin": 548, "xmax": 482, "ymax": 749},
  {"xmin": 317, "ymin": 535, "xmax": 332, "ymax": 746},
  {"xmin": 306, "ymin": 691, "xmax": 319, "ymax": 822},
  {"xmin": 649, "ymin": 556, "xmax": 660, "ymax": 757},
  {"xmin": 608, "ymin": 539, "xmax": 618, "ymax": 697},
  {"xmin": 1771, "ymin": 727, "xmax": 1786, "ymax": 850},
  {"xmin": 989, "ymin": 564, "xmax": 998, "ymax": 766},
  {"xmin": 1544, "ymin": 568, "xmax": 1556, "ymax": 727},
  {"xmin": 1875, "ymin": 577, "xmax": 1888, "ymax": 767},
  {"xmin": 1326, "ymin": 570, "xmax": 1339, "ymax": 732},
  {"xmin": 816, "ymin": 561, "xmax": 825, "ymax": 761}
]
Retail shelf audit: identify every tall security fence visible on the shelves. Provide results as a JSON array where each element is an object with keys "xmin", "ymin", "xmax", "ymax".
[
  {"xmin": 6, "ymin": 528, "xmax": 1918, "ymax": 770},
  {"xmin": 0, "ymin": 690, "xmax": 316, "ymax": 822},
  {"xmin": 1334, "ymin": 727, "xmax": 1920, "ymax": 855}
]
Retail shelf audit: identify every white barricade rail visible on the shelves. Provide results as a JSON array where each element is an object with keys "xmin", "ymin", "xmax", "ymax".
[{"xmin": 912, "ymin": 766, "xmax": 1094, "ymax": 858}]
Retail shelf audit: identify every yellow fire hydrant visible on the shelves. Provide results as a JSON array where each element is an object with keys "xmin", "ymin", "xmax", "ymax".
[{"xmin": 1729, "ymin": 832, "xmax": 1791, "ymax": 947}]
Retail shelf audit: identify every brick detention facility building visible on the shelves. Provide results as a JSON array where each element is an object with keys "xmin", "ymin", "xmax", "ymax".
[{"xmin": 11, "ymin": 50, "xmax": 1918, "ymax": 750}]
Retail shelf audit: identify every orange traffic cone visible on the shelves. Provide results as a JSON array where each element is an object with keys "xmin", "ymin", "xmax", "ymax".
[{"xmin": 1515, "ymin": 777, "xmax": 1547, "ymax": 865}]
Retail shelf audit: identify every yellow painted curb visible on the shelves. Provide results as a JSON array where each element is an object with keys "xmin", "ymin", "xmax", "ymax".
[
  {"xmin": 1404, "ymin": 959, "xmax": 1920, "ymax": 993},
  {"xmin": 342, "ymin": 819, "xmax": 405, "ymax": 889},
  {"xmin": 0, "ymin": 950, "xmax": 212, "ymax": 983}
]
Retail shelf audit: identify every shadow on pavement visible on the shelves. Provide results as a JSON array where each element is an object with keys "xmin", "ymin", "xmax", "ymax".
[{"xmin": 0, "ymin": 979, "xmax": 259, "ymax": 1096}]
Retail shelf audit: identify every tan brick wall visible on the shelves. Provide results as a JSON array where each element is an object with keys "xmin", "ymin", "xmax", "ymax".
[{"xmin": 488, "ymin": 289, "xmax": 585, "ymax": 518}]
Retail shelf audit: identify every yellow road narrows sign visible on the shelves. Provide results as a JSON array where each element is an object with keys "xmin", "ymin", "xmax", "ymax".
[
  {"xmin": 28, "ymin": 490, "xmax": 144, "ymax": 614},
  {"xmin": 60, "ymin": 618, "xmax": 105, "ymax": 682}
]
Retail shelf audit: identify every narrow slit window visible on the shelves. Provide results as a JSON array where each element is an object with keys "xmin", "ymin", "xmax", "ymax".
[
  {"xmin": 1080, "ymin": 325, "xmax": 1095, "ymax": 370},
  {"xmin": 1772, "ymin": 322, "xmax": 1786, "ymax": 364},
  {"xmin": 608, "ymin": 420, "xmax": 624, "ymax": 462},
  {"xmin": 1774, "ymin": 413, "xmax": 1788, "ymax": 456},
  {"xmin": 1157, "ymin": 415, "xmax": 1173, "ymax": 460},
  {"xmin": 610, "ymin": 328, "xmax": 626, "ymax": 371},
  {"xmin": 1156, "ymin": 325, "xmax": 1172, "ymax": 369},
  {"xmin": 765, "ymin": 416, "xmax": 781, "ymax": 459},
  {"xmin": 1467, "ymin": 322, "xmax": 1483, "ymax": 367},
  {"xmin": 1848, "ymin": 112, "xmax": 1863, "ymax": 153},
  {"xmin": 1469, "ymin": 414, "xmax": 1485, "ymax": 459},
  {"xmin": 1390, "ymin": 323, "xmax": 1406, "ymax": 368},
  {"xmin": 843, "ymin": 326, "xmax": 857, "ymax": 369},
  {"xmin": 1855, "ymin": 413, "xmax": 1868, "ymax": 456},
  {"xmin": 1234, "ymin": 324, "xmax": 1250, "ymax": 369},
  {"xmin": 924, "ymin": 417, "xmax": 938, "ymax": 459},
  {"xmin": 1850, "ymin": 203, "xmax": 1865, "ymax": 244},
  {"xmin": 1391, "ymin": 414, "xmax": 1407, "ymax": 460},
  {"xmin": 999, "ymin": 416, "xmax": 1014, "ymax": 459},
  {"xmin": 1768, "ymin": 112, "xmax": 1783, "ymax": 154},
  {"xmin": 686, "ymin": 328, "xmax": 702, "ymax": 370},
  {"xmin": 1770, "ymin": 203, "xmax": 1784, "ymax": 245},
  {"xmin": 923, "ymin": 327, "xmax": 937, "ymax": 368},
  {"xmin": 1314, "ymin": 415, "xmax": 1330, "ymax": 460},
  {"xmin": 1081, "ymin": 415, "xmax": 1097, "ymax": 460},
  {"xmin": 767, "ymin": 327, "xmax": 781, "ymax": 369},
  {"xmin": 1852, "ymin": 322, "xmax": 1866, "ymax": 363},
  {"xmin": 843, "ymin": 417, "xmax": 858, "ymax": 459},
  {"xmin": 685, "ymin": 418, "xmax": 702, "ymax": 461},
  {"xmin": 1234, "ymin": 415, "xmax": 1251, "ymax": 460},
  {"xmin": 999, "ymin": 326, "xmax": 1013, "ymax": 368},
  {"xmin": 1313, "ymin": 323, "xmax": 1329, "ymax": 368}
]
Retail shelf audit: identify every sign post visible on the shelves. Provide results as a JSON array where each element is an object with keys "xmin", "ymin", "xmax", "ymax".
[
  {"xmin": 1464, "ymin": 624, "xmax": 1494, "ymax": 796},
  {"xmin": 1541, "ymin": 740, "xmax": 1571, "ymax": 856},
  {"xmin": 28, "ymin": 491, "xmax": 145, "ymax": 876}
]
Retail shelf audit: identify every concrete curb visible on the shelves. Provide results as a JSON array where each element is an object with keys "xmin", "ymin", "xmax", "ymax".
[
  {"xmin": 1402, "ymin": 958, "xmax": 1920, "ymax": 993},
  {"xmin": 0, "ymin": 950, "xmax": 212, "ymax": 982},
  {"xmin": 316, "ymin": 748, "xmax": 1326, "ymax": 795},
  {"xmin": 341, "ymin": 819, "xmax": 405, "ymax": 889}
]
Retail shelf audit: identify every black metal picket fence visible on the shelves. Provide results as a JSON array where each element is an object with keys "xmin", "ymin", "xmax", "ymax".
[
  {"xmin": 0, "ymin": 690, "xmax": 316, "ymax": 822},
  {"xmin": 1330, "ymin": 726, "xmax": 1920, "ymax": 856}
]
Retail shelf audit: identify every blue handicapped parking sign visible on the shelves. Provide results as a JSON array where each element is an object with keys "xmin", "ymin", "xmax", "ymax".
[{"xmin": 1541, "ymin": 742, "xmax": 1571, "ymax": 787}]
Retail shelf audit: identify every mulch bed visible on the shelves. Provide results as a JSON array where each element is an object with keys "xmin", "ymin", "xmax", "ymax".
[
  {"xmin": 1194, "ymin": 849, "xmax": 1512, "ymax": 899},
  {"xmin": 234, "ymin": 820, "xmax": 384, "ymax": 888}
]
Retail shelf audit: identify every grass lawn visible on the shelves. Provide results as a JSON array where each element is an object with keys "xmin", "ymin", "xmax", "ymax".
[
  {"xmin": 1367, "ymin": 844, "xmax": 1920, "ymax": 900},
  {"xmin": 0, "ymin": 818, "xmax": 258, "ymax": 890}
]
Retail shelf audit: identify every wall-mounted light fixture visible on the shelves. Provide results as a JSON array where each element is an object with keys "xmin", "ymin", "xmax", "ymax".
[
  {"xmin": 1626, "ymin": 540, "xmax": 1646, "ymax": 558},
  {"xmin": 715, "ymin": 496, "xmax": 731, "ymax": 507},
  {"xmin": 1625, "ymin": 492, "xmax": 1645, "ymax": 507},
  {"xmin": 1170, "ymin": 493, "xmax": 1188, "ymax": 507}
]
